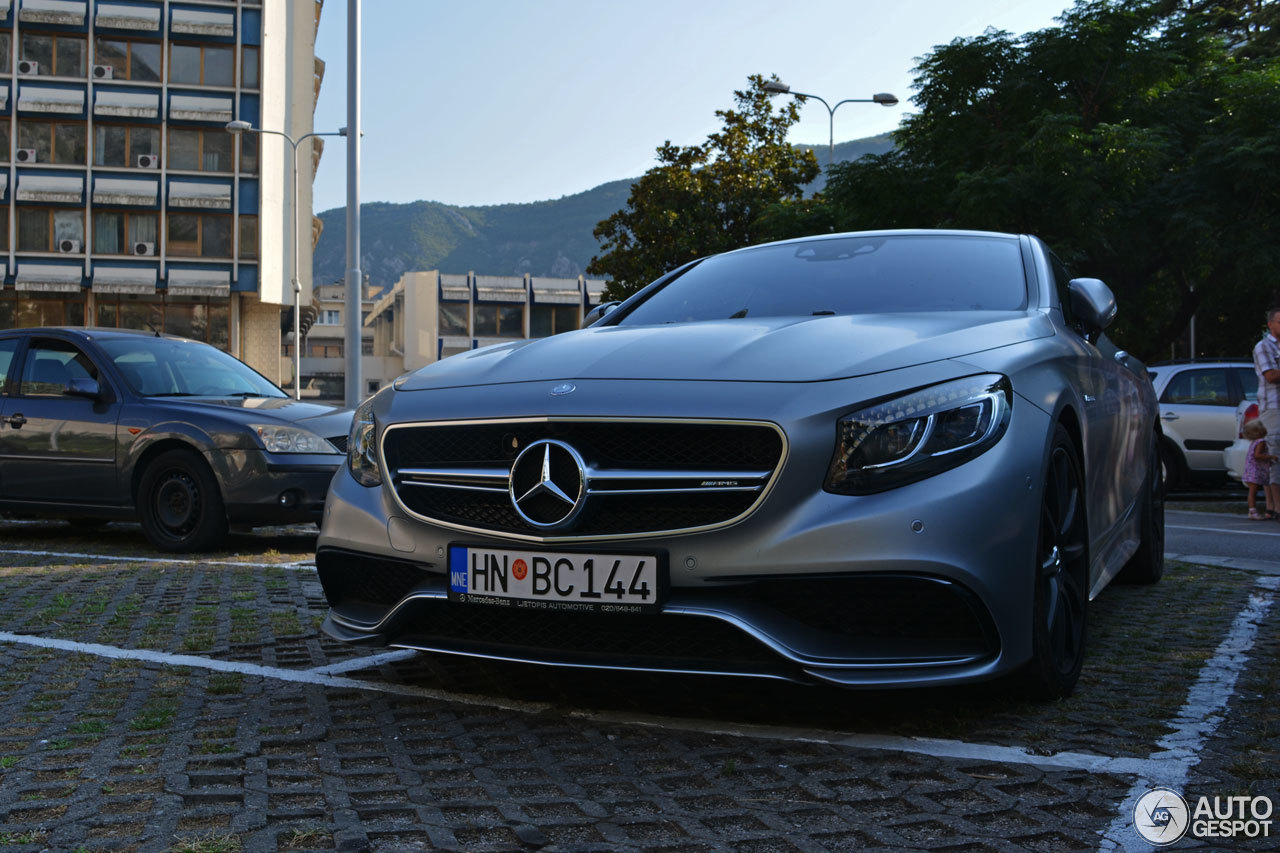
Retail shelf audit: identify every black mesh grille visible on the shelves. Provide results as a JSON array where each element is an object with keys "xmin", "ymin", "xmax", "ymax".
[
  {"xmin": 316, "ymin": 549, "xmax": 426, "ymax": 608},
  {"xmin": 327, "ymin": 435, "xmax": 349, "ymax": 454},
  {"xmin": 399, "ymin": 603, "xmax": 784, "ymax": 672},
  {"xmin": 385, "ymin": 420, "xmax": 783, "ymax": 537}
]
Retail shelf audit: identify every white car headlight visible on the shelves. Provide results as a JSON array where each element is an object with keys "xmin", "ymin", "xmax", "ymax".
[
  {"xmin": 347, "ymin": 397, "xmax": 382, "ymax": 487},
  {"xmin": 825, "ymin": 374, "xmax": 1012, "ymax": 495},
  {"xmin": 251, "ymin": 424, "xmax": 337, "ymax": 454}
]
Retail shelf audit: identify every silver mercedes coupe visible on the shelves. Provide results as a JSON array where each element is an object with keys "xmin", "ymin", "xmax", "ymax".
[{"xmin": 317, "ymin": 230, "xmax": 1163, "ymax": 698}]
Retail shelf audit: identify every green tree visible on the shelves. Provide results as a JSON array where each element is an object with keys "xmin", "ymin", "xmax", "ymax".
[
  {"xmin": 770, "ymin": 0, "xmax": 1279, "ymax": 360},
  {"xmin": 588, "ymin": 75, "xmax": 819, "ymax": 300}
]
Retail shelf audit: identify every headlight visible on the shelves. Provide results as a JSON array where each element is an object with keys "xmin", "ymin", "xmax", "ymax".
[
  {"xmin": 251, "ymin": 424, "xmax": 337, "ymax": 454},
  {"xmin": 347, "ymin": 397, "xmax": 382, "ymax": 487},
  {"xmin": 825, "ymin": 374, "xmax": 1012, "ymax": 495}
]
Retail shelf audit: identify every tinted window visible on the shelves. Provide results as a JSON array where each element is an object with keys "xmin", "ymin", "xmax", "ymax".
[
  {"xmin": 618, "ymin": 236, "xmax": 1027, "ymax": 326},
  {"xmin": 0, "ymin": 339, "xmax": 18, "ymax": 391},
  {"xmin": 99, "ymin": 337, "xmax": 285, "ymax": 398},
  {"xmin": 20, "ymin": 339, "xmax": 99, "ymax": 397},
  {"xmin": 1159, "ymin": 368, "xmax": 1231, "ymax": 406},
  {"xmin": 1235, "ymin": 367, "xmax": 1259, "ymax": 402}
]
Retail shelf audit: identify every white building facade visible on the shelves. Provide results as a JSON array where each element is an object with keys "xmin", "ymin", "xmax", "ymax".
[{"xmin": 0, "ymin": 0, "xmax": 322, "ymax": 382}]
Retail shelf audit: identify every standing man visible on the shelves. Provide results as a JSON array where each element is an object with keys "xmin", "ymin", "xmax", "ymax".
[{"xmin": 1254, "ymin": 308, "xmax": 1280, "ymax": 517}]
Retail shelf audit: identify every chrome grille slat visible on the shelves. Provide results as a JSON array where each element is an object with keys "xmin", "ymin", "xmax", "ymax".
[{"xmin": 381, "ymin": 417, "xmax": 787, "ymax": 542}]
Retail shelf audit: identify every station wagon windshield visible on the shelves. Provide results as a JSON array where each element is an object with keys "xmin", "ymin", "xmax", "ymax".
[
  {"xmin": 618, "ymin": 235, "xmax": 1028, "ymax": 326},
  {"xmin": 99, "ymin": 337, "xmax": 287, "ymax": 398}
]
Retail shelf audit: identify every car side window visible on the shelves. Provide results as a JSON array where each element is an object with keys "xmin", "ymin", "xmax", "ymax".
[
  {"xmin": 1159, "ymin": 368, "xmax": 1231, "ymax": 406},
  {"xmin": 0, "ymin": 339, "xmax": 18, "ymax": 394},
  {"xmin": 20, "ymin": 339, "xmax": 100, "ymax": 397},
  {"xmin": 1234, "ymin": 367, "xmax": 1259, "ymax": 402}
]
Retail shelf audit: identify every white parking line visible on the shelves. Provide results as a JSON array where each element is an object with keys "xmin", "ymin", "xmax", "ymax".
[
  {"xmin": 0, "ymin": 548, "xmax": 315, "ymax": 571},
  {"xmin": 1097, "ymin": 575, "xmax": 1279, "ymax": 852},
  {"xmin": 0, "ymin": 628, "xmax": 1184, "ymax": 777},
  {"xmin": 1167, "ymin": 523, "xmax": 1280, "ymax": 537},
  {"xmin": 308, "ymin": 648, "xmax": 419, "ymax": 675}
]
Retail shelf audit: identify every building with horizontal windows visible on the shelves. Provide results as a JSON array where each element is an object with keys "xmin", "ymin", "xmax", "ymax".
[
  {"xmin": 357, "ymin": 270, "xmax": 607, "ymax": 397},
  {"xmin": 0, "ymin": 0, "xmax": 323, "ymax": 382}
]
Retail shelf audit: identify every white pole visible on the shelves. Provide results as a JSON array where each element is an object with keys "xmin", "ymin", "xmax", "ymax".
[{"xmin": 343, "ymin": 0, "xmax": 363, "ymax": 409}]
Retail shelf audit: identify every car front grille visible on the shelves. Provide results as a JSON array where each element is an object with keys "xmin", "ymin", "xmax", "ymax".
[
  {"xmin": 327, "ymin": 435, "xmax": 349, "ymax": 454},
  {"xmin": 382, "ymin": 419, "xmax": 785, "ymax": 539}
]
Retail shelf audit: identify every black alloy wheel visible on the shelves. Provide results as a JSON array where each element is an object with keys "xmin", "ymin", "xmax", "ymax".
[
  {"xmin": 1022, "ymin": 424, "xmax": 1089, "ymax": 699},
  {"xmin": 137, "ymin": 449, "xmax": 227, "ymax": 552},
  {"xmin": 1118, "ymin": 429, "xmax": 1165, "ymax": 584}
]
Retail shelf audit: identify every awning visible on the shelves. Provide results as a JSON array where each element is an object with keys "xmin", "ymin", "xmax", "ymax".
[
  {"xmin": 532, "ymin": 277, "xmax": 582, "ymax": 305},
  {"xmin": 18, "ymin": 0, "xmax": 85, "ymax": 26},
  {"xmin": 0, "ymin": 4, "xmax": 11, "ymax": 20},
  {"xmin": 17, "ymin": 174, "xmax": 83, "ymax": 203},
  {"xmin": 0, "ymin": 84, "xmax": 8, "ymax": 112},
  {"xmin": 93, "ymin": 177, "xmax": 158, "ymax": 206},
  {"xmin": 94, "ymin": 89, "xmax": 159, "ymax": 119},
  {"xmin": 167, "ymin": 268, "xmax": 230, "ymax": 297},
  {"xmin": 169, "ymin": 94, "xmax": 233, "ymax": 123},
  {"xmin": 168, "ymin": 181, "xmax": 231, "ymax": 210},
  {"xmin": 16, "ymin": 263, "xmax": 83, "ymax": 293},
  {"xmin": 96, "ymin": 2, "xmax": 160, "ymax": 29},
  {"xmin": 440, "ymin": 274, "xmax": 470, "ymax": 301},
  {"xmin": 475, "ymin": 275, "xmax": 526, "ymax": 303},
  {"xmin": 0, "ymin": 175, "xmax": 8, "ymax": 199},
  {"xmin": 170, "ymin": 7, "xmax": 233, "ymax": 36},
  {"xmin": 92, "ymin": 266, "xmax": 157, "ymax": 295},
  {"xmin": 585, "ymin": 278, "xmax": 607, "ymax": 304},
  {"xmin": 18, "ymin": 84, "xmax": 85, "ymax": 114}
]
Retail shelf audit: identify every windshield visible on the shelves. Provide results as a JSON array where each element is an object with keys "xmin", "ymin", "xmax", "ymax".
[
  {"xmin": 99, "ymin": 337, "xmax": 287, "ymax": 398},
  {"xmin": 618, "ymin": 235, "xmax": 1028, "ymax": 326}
]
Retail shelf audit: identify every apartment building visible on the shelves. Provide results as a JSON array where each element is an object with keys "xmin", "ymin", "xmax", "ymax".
[
  {"xmin": 360, "ymin": 270, "xmax": 607, "ymax": 395},
  {"xmin": 0, "ymin": 0, "xmax": 322, "ymax": 381}
]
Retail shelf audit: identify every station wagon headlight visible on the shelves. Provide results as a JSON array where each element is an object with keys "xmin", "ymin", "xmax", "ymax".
[
  {"xmin": 825, "ymin": 374, "xmax": 1012, "ymax": 495},
  {"xmin": 252, "ymin": 424, "xmax": 337, "ymax": 454},
  {"xmin": 347, "ymin": 397, "xmax": 382, "ymax": 487}
]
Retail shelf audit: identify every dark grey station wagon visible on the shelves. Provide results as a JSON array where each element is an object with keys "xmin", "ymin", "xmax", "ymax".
[{"xmin": 0, "ymin": 327, "xmax": 350, "ymax": 551}]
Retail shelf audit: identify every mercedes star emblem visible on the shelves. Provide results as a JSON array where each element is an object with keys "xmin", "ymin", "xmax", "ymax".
[
  {"xmin": 509, "ymin": 439, "xmax": 587, "ymax": 529},
  {"xmin": 551, "ymin": 382, "xmax": 576, "ymax": 396}
]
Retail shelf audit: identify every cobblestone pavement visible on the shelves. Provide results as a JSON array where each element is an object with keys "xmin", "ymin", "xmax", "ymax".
[{"xmin": 0, "ymin": 520, "xmax": 1275, "ymax": 852}]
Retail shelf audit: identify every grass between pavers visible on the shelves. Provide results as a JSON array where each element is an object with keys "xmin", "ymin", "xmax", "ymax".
[{"xmin": 0, "ymin": 518, "xmax": 317, "ymax": 565}]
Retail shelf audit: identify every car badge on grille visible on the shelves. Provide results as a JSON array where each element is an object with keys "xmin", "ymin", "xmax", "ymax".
[
  {"xmin": 551, "ymin": 382, "xmax": 576, "ymax": 396},
  {"xmin": 509, "ymin": 439, "xmax": 588, "ymax": 529}
]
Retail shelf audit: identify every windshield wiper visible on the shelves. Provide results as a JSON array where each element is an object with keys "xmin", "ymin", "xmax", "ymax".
[
  {"xmin": 811, "ymin": 309, "xmax": 836, "ymax": 316},
  {"xmin": 146, "ymin": 392, "xmax": 199, "ymax": 397},
  {"xmin": 728, "ymin": 308, "xmax": 749, "ymax": 319}
]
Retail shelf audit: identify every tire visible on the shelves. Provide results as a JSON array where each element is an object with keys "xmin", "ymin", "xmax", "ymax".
[
  {"xmin": 1019, "ymin": 424, "xmax": 1089, "ymax": 700},
  {"xmin": 1159, "ymin": 438, "xmax": 1184, "ymax": 493},
  {"xmin": 1117, "ymin": 430, "xmax": 1165, "ymax": 584},
  {"xmin": 137, "ymin": 449, "xmax": 227, "ymax": 552}
]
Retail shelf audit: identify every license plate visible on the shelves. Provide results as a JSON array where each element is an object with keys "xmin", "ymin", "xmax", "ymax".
[{"xmin": 448, "ymin": 545, "xmax": 661, "ymax": 613}]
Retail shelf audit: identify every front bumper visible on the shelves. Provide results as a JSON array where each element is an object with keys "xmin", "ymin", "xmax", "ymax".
[
  {"xmin": 216, "ymin": 448, "xmax": 340, "ymax": 524},
  {"xmin": 317, "ymin": 372, "xmax": 1052, "ymax": 688}
]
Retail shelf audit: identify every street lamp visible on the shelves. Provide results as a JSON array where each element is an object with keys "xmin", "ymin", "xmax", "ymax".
[
  {"xmin": 226, "ymin": 120, "xmax": 346, "ymax": 400},
  {"xmin": 762, "ymin": 80, "xmax": 898, "ymax": 170}
]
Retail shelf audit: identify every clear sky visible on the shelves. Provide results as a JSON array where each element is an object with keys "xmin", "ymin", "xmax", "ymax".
[{"xmin": 310, "ymin": 0, "xmax": 1075, "ymax": 213}]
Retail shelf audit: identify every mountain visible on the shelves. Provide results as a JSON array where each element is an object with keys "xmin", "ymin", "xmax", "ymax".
[{"xmin": 312, "ymin": 133, "xmax": 894, "ymax": 288}]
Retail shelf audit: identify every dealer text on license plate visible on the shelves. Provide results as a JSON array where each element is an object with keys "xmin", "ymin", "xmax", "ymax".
[{"xmin": 448, "ymin": 546, "xmax": 659, "ymax": 613}]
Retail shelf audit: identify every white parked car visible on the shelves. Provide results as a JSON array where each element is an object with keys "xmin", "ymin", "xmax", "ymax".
[
  {"xmin": 1224, "ymin": 398, "xmax": 1259, "ymax": 483},
  {"xmin": 1147, "ymin": 361, "xmax": 1257, "ymax": 486}
]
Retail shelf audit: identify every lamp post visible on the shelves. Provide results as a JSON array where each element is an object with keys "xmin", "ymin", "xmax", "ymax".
[
  {"xmin": 762, "ymin": 80, "xmax": 898, "ymax": 170},
  {"xmin": 225, "ymin": 120, "xmax": 345, "ymax": 400}
]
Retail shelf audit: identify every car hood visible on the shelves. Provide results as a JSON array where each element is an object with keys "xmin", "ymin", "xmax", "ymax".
[
  {"xmin": 397, "ymin": 311, "xmax": 1054, "ymax": 390},
  {"xmin": 176, "ymin": 397, "xmax": 353, "ymax": 437}
]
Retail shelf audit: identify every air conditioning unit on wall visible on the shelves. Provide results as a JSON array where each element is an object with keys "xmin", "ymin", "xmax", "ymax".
[
  {"xmin": 58, "ymin": 239, "xmax": 81, "ymax": 253},
  {"xmin": 134, "ymin": 242, "xmax": 156, "ymax": 256},
  {"xmin": 92, "ymin": 65, "xmax": 113, "ymax": 79},
  {"xmin": 17, "ymin": 60, "xmax": 39, "ymax": 75},
  {"xmin": 137, "ymin": 154, "xmax": 159, "ymax": 169},
  {"xmin": 15, "ymin": 149, "xmax": 37, "ymax": 163}
]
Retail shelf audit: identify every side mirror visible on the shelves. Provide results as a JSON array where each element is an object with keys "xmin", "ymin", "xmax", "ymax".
[
  {"xmin": 65, "ymin": 377, "xmax": 102, "ymax": 400},
  {"xmin": 583, "ymin": 301, "xmax": 622, "ymax": 326},
  {"xmin": 1067, "ymin": 278, "xmax": 1117, "ymax": 334}
]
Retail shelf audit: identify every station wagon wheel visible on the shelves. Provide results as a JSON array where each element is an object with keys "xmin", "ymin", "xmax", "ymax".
[
  {"xmin": 1021, "ymin": 425, "xmax": 1088, "ymax": 699},
  {"xmin": 137, "ymin": 448, "xmax": 227, "ymax": 553}
]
